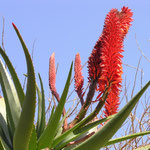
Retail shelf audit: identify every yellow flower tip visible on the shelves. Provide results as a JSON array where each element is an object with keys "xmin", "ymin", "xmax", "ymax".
[{"xmin": 51, "ymin": 52, "xmax": 55, "ymax": 59}]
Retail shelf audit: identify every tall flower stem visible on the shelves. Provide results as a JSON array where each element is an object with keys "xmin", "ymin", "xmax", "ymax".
[
  {"xmin": 69, "ymin": 78, "xmax": 98, "ymax": 128},
  {"xmin": 49, "ymin": 53, "xmax": 68, "ymax": 130},
  {"xmin": 74, "ymin": 53, "xmax": 84, "ymax": 105},
  {"xmin": 80, "ymin": 87, "xmax": 109, "ymax": 127}
]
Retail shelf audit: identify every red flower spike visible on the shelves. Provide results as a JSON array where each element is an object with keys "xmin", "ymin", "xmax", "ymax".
[
  {"xmin": 74, "ymin": 53, "xmax": 84, "ymax": 98},
  {"xmin": 98, "ymin": 9, "xmax": 123, "ymax": 117},
  {"xmin": 88, "ymin": 37, "xmax": 102, "ymax": 83},
  {"xmin": 118, "ymin": 7, "xmax": 133, "ymax": 40},
  {"xmin": 88, "ymin": 7, "xmax": 132, "ymax": 117},
  {"xmin": 99, "ymin": 7, "xmax": 132, "ymax": 117},
  {"xmin": 97, "ymin": 8, "xmax": 123, "ymax": 95},
  {"xmin": 103, "ymin": 92, "xmax": 120, "ymax": 117},
  {"xmin": 49, "ymin": 52, "xmax": 56, "ymax": 93}
]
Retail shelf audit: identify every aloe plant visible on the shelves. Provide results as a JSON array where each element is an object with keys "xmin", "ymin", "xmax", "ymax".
[{"xmin": 0, "ymin": 6, "xmax": 150, "ymax": 150}]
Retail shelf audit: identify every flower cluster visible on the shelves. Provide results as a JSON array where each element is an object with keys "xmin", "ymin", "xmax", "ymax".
[
  {"xmin": 88, "ymin": 7, "xmax": 133, "ymax": 117},
  {"xmin": 49, "ymin": 52, "xmax": 56, "ymax": 94},
  {"xmin": 74, "ymin": 53, "xmax": 84, "ymax": 103},
  {"xmin": 49, "ymin": 7, "xmax": 133, "ymax": 118}
]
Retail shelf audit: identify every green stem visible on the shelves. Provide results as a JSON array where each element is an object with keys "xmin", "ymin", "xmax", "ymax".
[
  {"xmin": 69, "ymin": 79, "xmax": 98, "ymax": 128},
  {"xmin": 80, "ymin": 89, "xmax": 108, "ymax": 127}
]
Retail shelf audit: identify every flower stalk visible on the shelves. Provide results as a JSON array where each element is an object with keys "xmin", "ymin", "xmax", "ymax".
[
  {"xmin": 49, "ymin": 52, "xmax": 68, "ymax": 131},
  {"xmin": 74, "ymin": 53, "xmax": 84, "ymax": 105}
]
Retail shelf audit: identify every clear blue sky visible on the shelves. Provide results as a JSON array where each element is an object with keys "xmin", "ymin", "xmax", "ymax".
[{"xmin": 0, "ymin": 0, "xmax": 150, "ymax": 119}]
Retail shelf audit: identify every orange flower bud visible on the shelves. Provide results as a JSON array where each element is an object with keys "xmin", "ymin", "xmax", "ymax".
[
  {"xmin": 49, "ymin": 52, "xmax": 56, "ymax": 93},
  {"xmin": 74, "ymin": 53, "xmax": 84, "ymax": 98}
]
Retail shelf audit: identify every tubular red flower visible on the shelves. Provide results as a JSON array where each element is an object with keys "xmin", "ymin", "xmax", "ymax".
[
  {"xmin": 49, "ymin": 52, "xmax": 56, "ymax": 93},
  {"xmin": 103, "ymin": 91, "xmax": 120, "ymax": 117},
  {"xmin": 98, "ymin": 9, "xmax": 124, "ymax": 117},
  {"xmin": 87, "ymin": 7, "xmax": 133, "ymax": 117},
  {"xmin": 88, "ymin": 7, "xmax": 133, "ymax": 84},
  {"xmin": 100, "ymin": 8, "xmax": 132, "ymax": 117},
  {"xmin": 97, "ymin": 8, "xmax": 123, "ymax": 94},
  {"xmin": 118, "ymin": 6, "xmax": 133, "ymax": 40},
  {"xmin": 88, "ymin": 39, "xmax": 102, "ymax": 83},
  {"xmin": 74, "ymin": 53, "xmax": 84, "ymax": 98}
]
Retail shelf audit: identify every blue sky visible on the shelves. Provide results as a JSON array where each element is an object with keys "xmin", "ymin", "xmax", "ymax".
[{"xmin": 0, "ymin": 0, "xmax": 150, "ymax": 121}]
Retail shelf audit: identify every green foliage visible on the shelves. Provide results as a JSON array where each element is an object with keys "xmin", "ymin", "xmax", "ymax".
[
  {"xmin": 105, "ymin": 131, "xmax": 150, "ymax": 147},
  {"xmin": 36, "ymin": 74, "xmax": 46, "ymax": 139},
  {"xmin": 37, "ymin": 62, "xmax": 73, "ymax": 149},
  {"xmin": 0, "ymin": 59, "xmax": 21, "ymax": 136},
  {"xmin": 28, "ymin": 125, "xmax": 37, "ymax": 150},
  {"xmin": 0, "ymin": 47, "xmax": 25, "ymax": 107},
  {"xmin": 12, "ymin": 23, "xmax": 36, "ymax": 150},
  {"xmin": 51, "ymin": 114, "xmax": 115, "ymax": 149},
  {"xmin": 0, "ymin": 138, "xmax": 4, "ymax": 150},
  {"xmin": 72, "ymin": 81, "xmax": 150, "ymax": 150},
  {"xmin": 0, "ymin": 97, "xmax": 12, "ymax": 149}
]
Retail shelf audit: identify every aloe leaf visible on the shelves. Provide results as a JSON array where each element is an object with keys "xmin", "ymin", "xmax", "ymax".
[
  {"xmin": 0, "ymin": 59, "xmax": 21, "ymax": 135},
  {"xmin": 55, "ymin": 109, "xmax": 70, "ymax": 139},
  {"xmin": 37, "ymin": 62, "xmax": 73, "ymax": 149},
  {"xmin": 28, "ymin": 125, "xmax": 37, "ymax": 150},
  {"xmin": 76, "ymin": 114, "xmax": 115, "ymax": 135},
  {"xmin": 0, "ymin": 97, "xmax": 12, "ymax": 148},
  {"xmin": 49, "ymin": 106, "xmax": 55, "ymax": 124},
  {"xmin": 12, "ymin": 23, "xmax": 36, "ymax": 150},
  {"xmin": 0, "ymin": 138, "xmax": 4, "ymax": 150},
  {"xmin": 52, "ymin": 117, "xmax": 88, "ymax": 148},
  {"xmin": 62, "ymin": 126, "xmax": 98, "ymax": 150},
  {"xmin": 0, "ymin": 125, "xmax": 12, "ymax": 150},
  {"xmin": 0, "ymin": 137, "xmax": 11, "ymax": 150},
  {"xmin": 55, "ymin": 127, "xmax": 97, "ymax": 150},
  {"xmin": 52, "ymin": 109, "xmax": 114, "ymax": 148},
  {"xmin": 73, "ymin": 81, "xmax": 150, "ymax": 150},
  {"xmin": 105, "ymin": 131, "xmax": 150, "ymax": 146},
  {"xmin": 52, "ymin": 94, "xmax": 110, "ymax": 148},
  {"xmin": 36, "ymin": 73, "xmax": 45, "ymax": 139},
  {"xmin": 135, "ymin": 144, "xmax": 150, "ymax": 150},
  {"xmin": 0, "ymin": 46, "xmax": 25, "ymax": 107},
  {"xmin": 53, "ymin": 115, "xmax": 114, "ymax": 149}
]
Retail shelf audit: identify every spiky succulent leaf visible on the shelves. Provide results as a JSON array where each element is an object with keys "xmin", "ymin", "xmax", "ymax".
[
  {"xmin": 0, "ymin": 59, "xmax": 21, "ymax": 136},
  {"xmin": 36, "ymin": 73, "xmax": 45, "ymax": 139},
  {"xmin": 12, "ymin": 23, "xmax": 36, "ymax": 150},
  {"xmin": 53, "ymin": 115, "xmax": 114, "ymax": 149},
  {"xmin": 37, "ymin": 62, "xmax": 73, "ymax": 149},
  {"xmin": 0, "ymin": 137, "xmax": 11, "ymax": 150},
  {"xmin": 0, "ymin": 47, "xmax": 25, "ymax": 107},
  {"xmin": 105, "ymin": 131, "xmax": 150, "ymax": 146},
  {"xmin": 55, "ymin": 109, "xmax": 70, "ymax": 139},
  {"xmin": 28, "ymin": 125, "xmax": 37, "ymax": 150},
  {"xmin": 73, "ymin": 81, "xmax": 150, "ymax": 150},
  {"xmin": 0, "ymin": 97, "xmax": 12, "ymax": 148},
  {"xmin": 0, "ymin": 139, "xmax": 4, "ymax": 150}
]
